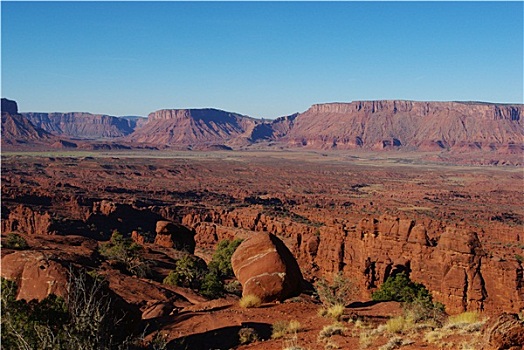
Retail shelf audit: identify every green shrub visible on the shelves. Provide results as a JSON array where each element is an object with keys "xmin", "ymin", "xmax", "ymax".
[
  {"xmin": 200, "ymin": 272, "xmax": 224, "ymax": 299},
  {"xmin": 372, "ymin": 272, "xmax": 431, "ymax": 303},
  {"xmin": 163, "ymin": 254, "xmax": 207, "ymax": 289},
  {"xmin": 3, "ymin": 233, "xmax": 29, "ymax": 250},
  {"xmin": 99, "ymin": 230, "xmax": 149, "ymax": 277},
  {"xmin": 208, "ymin": 239, "xmax": 243, "ymax": 277},
  {"xmin": 315, "ymin": 272, "xmax": 357, "ymax": 307},
  {"xmin": 373, "ymin": 272, "xmax": 446, "ymax": 324}
]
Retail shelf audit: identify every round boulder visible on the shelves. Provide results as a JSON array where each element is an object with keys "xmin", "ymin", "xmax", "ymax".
[{"xmin": 231, "ymin": 232, "xmax": 303, "ymax": 302}]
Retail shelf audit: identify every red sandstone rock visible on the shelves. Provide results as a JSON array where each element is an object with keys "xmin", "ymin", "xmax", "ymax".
[
  {"xmin": 483, "ymin": 313, "xmax": 524, "ymax": 350},
  {"xmin": 231, "ymin": 232, "xmax": 303, "ymax": 302},
  {"xmin": 154, "ymin": 221, "xmax": 196, "ymax": 253}
]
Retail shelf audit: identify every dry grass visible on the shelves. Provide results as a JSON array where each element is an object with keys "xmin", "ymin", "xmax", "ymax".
[
  {"xmin": 385, "ymin": 316, "xmax": 415, "ymax": 334},
  {"xmin": 272, "ymin": 320, "xmax": 302, "ymax": 339},
  {"xmin": 319, "ymin": 304, "xmax": 345, "ymax": 321},
  {"xmin": 318, "ymin": 322, "xmax": 346, "ymax": 340},
  {"xmin": 239, "ymin": 294, "xmax": 262, "ymax": 308}
]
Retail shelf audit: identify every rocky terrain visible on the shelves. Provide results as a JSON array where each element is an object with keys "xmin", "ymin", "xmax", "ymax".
[{"xmin": 1, "ymin": 97, "xmax": 523, "ymax": 348}]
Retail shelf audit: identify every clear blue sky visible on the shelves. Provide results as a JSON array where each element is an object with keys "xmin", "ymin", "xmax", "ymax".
[{"xmin": 2, "ymin": 1, "xmax": 523, "ymax": 118}]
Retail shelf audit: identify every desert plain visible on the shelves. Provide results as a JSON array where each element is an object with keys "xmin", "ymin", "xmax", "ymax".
[{"xmin": 2, "ymin": 148, "xmax": 523, "ymax": 349}]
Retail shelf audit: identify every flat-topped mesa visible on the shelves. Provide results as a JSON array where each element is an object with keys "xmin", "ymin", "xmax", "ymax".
[
  {"xmin": 307, "ymin": 100, "xmax": 522, "ymax": 120},
  {"xmin": 280, "ymin": 100, "xmax": 523, "ymax": 151},
  {"xmin": 147, "ymin": 108, "xmax": 247, "ymax": 122},
  {"xmin": 1, "ymin": 98, "xmax": 18, "ymax": 115},
  {"xmin": 133, "ymin": 108, "xmax": 259, "ymax": 146}
]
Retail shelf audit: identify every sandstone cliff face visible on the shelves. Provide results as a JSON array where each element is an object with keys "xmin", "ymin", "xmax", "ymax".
[
  {"xmin": 256, "ymin": 101, "xmax": 523, "ymax": 152},
  {"xmin": 22, "ymin": 112, "xmax": 136, "ymax": 139},
  {"xmin": 183, "ymin": 209, "xmax": 523, "ymax": 314},
  {"xmin": 128, "ymin": 108, "xmax": 260, "ymax": 146},
  {"xmin": 1, "ymin": 98, "xmax": 53, "ymax": 145}
]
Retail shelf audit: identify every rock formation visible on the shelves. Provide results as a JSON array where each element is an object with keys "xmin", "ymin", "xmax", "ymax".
[
  {"xmin": 231, "ymin": 232, "xmax": 303, "ymax": 302},
  {"xmin": 1, "ymin": 98, "xmax": 53, "ymax": 145},
  {"xmin": 23, "ymin": 112, "xmax": 138, "ymax": 139},
  {"xmin": 127, "ymin": 108, "xmax": 260, "ymax": 147},
  {"xmin": 483, "ymin": 313, "xmax": 524, "ymax": 350},
  {"xmin": 255, "ymin": 101, "xmax": 523, "ymax": 152},
  {"xmin": 154, "ymin": 220, "xmax": 196, "ymax": 253},
  {"xmin": 185, "ymin": 210, "xmax": 524, "ymax": 314}
]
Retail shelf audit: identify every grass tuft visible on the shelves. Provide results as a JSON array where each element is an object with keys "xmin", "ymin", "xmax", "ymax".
[{"xmin": 239, "ymin": 294, "xmax": 262, "ymax": 308}]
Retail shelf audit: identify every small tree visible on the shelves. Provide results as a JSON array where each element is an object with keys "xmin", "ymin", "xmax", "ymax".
[
  {"xmin": 372, "ymin": 272, "xmax": 445, "ymax": 324},
  {"xmin": 208, "ymin": 239, "xmax": 243, "ymax": 277},
  {"xmin": 372, "ymin": 272, "xmax": 431, "ymax": 303},
  {"xmin": 99, "ymin": 230, "xmax": 149, "ymax": 277},
  {"xmin": 163, "ymin": 254, "xmax": 207, "ymax": 289},
  {"xmin": 3, "ymin": 233, "xmax": 29, "ymax": 250}
]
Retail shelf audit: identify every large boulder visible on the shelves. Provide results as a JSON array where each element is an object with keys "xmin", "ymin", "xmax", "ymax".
[
  {"xmin": 1, "ymin": 250, "xmax": 69, "ymax": 301},
  {"xmin": 231, "ymin": 232, "xmax": 303, "ymax": 302},
  {"xmin": 154, "ymin": 221, "xmax": 195, "ymax": 253},
  {"xmin": 483, "ymin": 313, "xmax": 524, "ymax": 350}
]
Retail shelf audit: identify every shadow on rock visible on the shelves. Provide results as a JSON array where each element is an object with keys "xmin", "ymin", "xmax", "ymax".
[{"xmin": 168, "ymin": 322, "xmax": 271, "ymax": 350}]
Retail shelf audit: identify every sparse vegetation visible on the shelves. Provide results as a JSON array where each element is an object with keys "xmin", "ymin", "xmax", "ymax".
[
  {"xmin": 207, "ymin": 238, "xmax": 243, "ymax": 277},
  {"xmin": 239, "ymin": 294, "xmax": 262, "ymax": 308},
  {"xmin": 318, "ymin": 322, "xmax": 346, "ymax": 340},
  {"xmin": 238, "ymin": 327, "xmax": 258, "ymax": 344},
  {"xmin": 1, "ymin": 269, "xmax": 134, "ymax": 350},
  {"xmin": 319, "ymin": 303, "xmax": 345, "ymax": 321},
  {"xmin": 99, "ymin": 230, "xmax": 150, "ymax": 277},
  {"xmin": 3, "ymin": 233, "xmax": 29, "ymax": 250},
  {"xmin": 271, "ymin": 320, "xmax": 302, "ymax": 339},
  {"xmin": 385, "ymin": 315, "xmax": 415, "ymax": 334},
  {"xmin": 315, "ymin": 272, "xmax": 357, "ymax": 307}
]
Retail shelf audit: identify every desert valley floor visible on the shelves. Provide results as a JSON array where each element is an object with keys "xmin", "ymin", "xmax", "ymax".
[{"xmin": 1, "ymin": 149, "xmax": 523, "ymax": 349}]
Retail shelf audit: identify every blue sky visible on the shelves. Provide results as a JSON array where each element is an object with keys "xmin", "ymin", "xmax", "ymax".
[{"xmin": 2, "ymin": 1, "xmax": 523, "ymax": 118}]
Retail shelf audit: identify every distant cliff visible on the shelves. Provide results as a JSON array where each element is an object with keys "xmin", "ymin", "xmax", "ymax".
[
  {"xmin": 22, "ymin": 112, "xmax": 139, "ymax": 139},
  {"xmin": 1, "ymin": 98, "xmax": 53, "ymax": 145},
  {"xmin": 129, "ymin": 108, "xmax": 259, "ymax": 147},
  {"xmin": 5, "ymin": 98, "xmax": 524, "ymax": 156},
  {"xmin": 253, "ymin": 101, "xmax": 523, "ymax": 152}
]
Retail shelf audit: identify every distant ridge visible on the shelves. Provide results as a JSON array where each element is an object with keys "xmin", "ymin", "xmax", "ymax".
[
  {"xmin": 252, "ymin": 100, "xmax": 523, "ymax": 153},
  {"xmin": 128, "ymin": 108, "xmax": 260, "ymax": 147},
  {"xmin": 22, "ymin": 112, "xmax": 140, "ymax": 139},
  {"xmin": 2, "ymin": 98, "xmax": 523, "ymax": 157}
]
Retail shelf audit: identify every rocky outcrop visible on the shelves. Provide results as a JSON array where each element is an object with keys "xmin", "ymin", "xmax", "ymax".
[
  {"xmin": 1, "ymin": 205, "xmax": 57, "ymax": 235},
  {"xmin": 2, "ymin": 98, "xmax": 18, "ymax": 115},
  {"xmin": 253, "ymin": 101, "xmax": 523, "ymax": 152},
  {"xmin": 23, "ymin": 112, "xmax": 137, "ymax": 139},
  {"xmin": 231, "ymin": 232, "xmax": 303, "ymax": 302},
  {"xmin": 1, "ymin": 99, "xmax": 53, "ymax": 145},
  {"xmin": 184, "ymin": 209, "xmax": 523, "ymax": 314},
  {"xmin": 154, "ymin": 221, "xmax": 196, "ymax": 253},
  {"xmin": 128, "ymin": 108, "xmax": 260, "ymax": 147},
  {"xmin": 1, "ymin": 250, "xmax": 70, "ymax": 300},
  {"xmin": 483, "ymin": 313, "xmax": 524, "ymax": 350}
]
